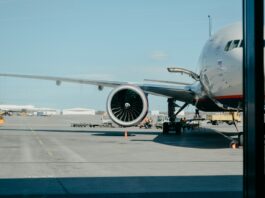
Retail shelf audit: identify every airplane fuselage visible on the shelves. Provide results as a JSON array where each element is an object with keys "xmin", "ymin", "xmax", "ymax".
[{"xmin": 195, "ymin": 22, "xmax": 265, "ymax": 111}]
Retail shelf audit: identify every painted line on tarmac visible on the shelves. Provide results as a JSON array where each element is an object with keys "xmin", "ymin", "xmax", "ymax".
[{"xmin": 29, "ymin": 126, "xmax": 54, "ymax": 157}]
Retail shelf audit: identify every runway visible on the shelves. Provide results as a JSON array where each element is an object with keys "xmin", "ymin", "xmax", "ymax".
[{"xmin": 0, "ymin": 115, "xmax": 243, "ymax": 197}]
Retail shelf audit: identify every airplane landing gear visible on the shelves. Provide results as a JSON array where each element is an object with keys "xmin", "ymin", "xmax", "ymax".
[
  {"xmin": 162, "ymin": 98, "xmax": 184, "ymax": 135},
  {"xmin": 163, "ymin": 122, "xmax": 181, "ymax": 135},
  {"xmin": 162, "ymin": 122, "xmax": 169, "ymax": 134},
  {"xmin": 238, "ymin": 132, "xmax": 243, "ymax": 146}
]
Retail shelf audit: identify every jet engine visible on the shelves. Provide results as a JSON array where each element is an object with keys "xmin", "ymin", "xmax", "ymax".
[{"xmin": 106, "ymin": 85, "xmax": 148, "ymax": 127}]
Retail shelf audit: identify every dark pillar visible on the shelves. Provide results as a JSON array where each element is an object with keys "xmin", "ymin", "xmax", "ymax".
[{"xmin": 243, "ymin": 0, "xmax": 264, "ymax": 197}]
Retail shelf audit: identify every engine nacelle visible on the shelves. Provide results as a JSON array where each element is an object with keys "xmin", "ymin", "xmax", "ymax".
[{"xmin": 107, "ymin": 85, "xmax": 148, "ymax": 127}]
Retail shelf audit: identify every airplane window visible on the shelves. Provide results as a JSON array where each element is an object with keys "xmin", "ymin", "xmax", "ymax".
[
  {"xmin": 240, "ymin": 40, "xmax": 244, "ymax": 47},
  {"xmin": 238, "ymin": 40, "xmax": 242, "ymax": 48},
  {"xmin": 229, "ymin": 40, "xmax": 240, "ymax": 50},
  {"xmin": 233, "ymin": 40, "xmax": 240, "ymax": 48},
  {"xmin": 224, "ymin": 40, "xmax": 232, "ymax": 51}
]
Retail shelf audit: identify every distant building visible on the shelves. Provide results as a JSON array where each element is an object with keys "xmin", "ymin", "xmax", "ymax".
[
  {"xmin": 175, "ymin": 109, "xmax": 185, "ymax": 117},
  {"xmin": 0, "ymin": 104, "xmax": 59, "ymax": 116},
  {"xmin": 62, "ymin": 108, "xmax": 96, "ymax": 115},
  {"xmin": 0, "ymin": 104, "xmax": 35, "ymax": 112},
  {"xmin": 33, "ymin": 109, "xmax": 58, "ymax": 116},
  {"xmin": 151, "ymin": 110, "xmax": 160, "ymax": 116}
]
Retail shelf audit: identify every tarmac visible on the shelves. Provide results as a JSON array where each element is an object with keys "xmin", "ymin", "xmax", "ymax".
[{"xmin": 0, "ymin": 115, "xmax": 243, "ymax": 197}]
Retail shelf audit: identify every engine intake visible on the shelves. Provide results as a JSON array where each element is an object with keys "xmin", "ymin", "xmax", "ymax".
[{"xmin": 107, "ymin": 85, "xmax": 148, "ymax": 127}]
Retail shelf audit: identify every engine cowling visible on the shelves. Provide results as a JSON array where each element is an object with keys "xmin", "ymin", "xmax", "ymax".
[{"xmin": 107, "ymin": 85, "xmax": 148, "ymax": 127}]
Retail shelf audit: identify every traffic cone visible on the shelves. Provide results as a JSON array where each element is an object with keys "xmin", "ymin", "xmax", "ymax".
[
  {"xmin": 124, "ymin": 130, "xmax": 128, "ymax": 139},
  {"xmin": 230, "ymin": 141, "xmax": 239, "ymax": 149},
  {"xmin": 0, "ymin": 117, "xmax": 4, "ymax": 125}
]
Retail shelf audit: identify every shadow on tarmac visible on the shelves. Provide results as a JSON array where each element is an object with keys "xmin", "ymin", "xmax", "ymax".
[
  {"xmin": 91, "ymin": 128, "xmax": 233, "ymax": 149},
  {"xmin": 0, "ymin": 175, "xmax": 242, "ymax": 198},
  {"xmin": 0, "ymin": 128, "xmax": 159, "ymax": 135},
  {"xmin": 0, "ymin": 127, "xmax": 233, "ymax": 149},
  {"xmin": 152, "ymin": 130, "xmax": 233, "ymax": 149}
]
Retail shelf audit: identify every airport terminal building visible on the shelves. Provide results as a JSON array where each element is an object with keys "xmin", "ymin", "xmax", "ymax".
[{"xmin": 61, "ymin": 108, "xmax": 96, "ymax": 115}]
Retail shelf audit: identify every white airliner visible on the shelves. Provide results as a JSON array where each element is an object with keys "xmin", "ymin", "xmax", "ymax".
[{"xmin": 0, "ymin": 22, "xmax": 264, "ymax": 135}]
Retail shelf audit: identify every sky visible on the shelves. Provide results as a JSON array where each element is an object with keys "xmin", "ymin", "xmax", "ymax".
[{"xmin": 0, "ymin": 0, "xmax": 242, "ymax": 111}]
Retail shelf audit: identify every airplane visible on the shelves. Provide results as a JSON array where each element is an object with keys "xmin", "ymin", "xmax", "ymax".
[{"xmin": 0, "ymin": 22, "xmax": 264, "ymax": 146}]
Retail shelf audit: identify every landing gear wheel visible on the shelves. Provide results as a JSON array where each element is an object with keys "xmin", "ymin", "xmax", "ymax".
[
  {"xmin": 175, "ymin": 123, "xmax": 181, "ymax": 135},
  {"xmin": 230, "ymin": 140, "xmax": 239, "ymax": 149},
  {"xmin": 238, "ymin": 132, "xmax": 243, "ymax": 146},
  {"xmin": 163, "ymin": 122, "xmax": 169, "ymax": 134}
]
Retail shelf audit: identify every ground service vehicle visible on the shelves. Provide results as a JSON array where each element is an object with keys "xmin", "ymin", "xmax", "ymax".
[{"xmin": 206, "ymin": 112, "xmax": 241, "ymax": 125}]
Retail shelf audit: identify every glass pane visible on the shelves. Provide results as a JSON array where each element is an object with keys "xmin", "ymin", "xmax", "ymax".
[{"xmin": 0, "ymin": 1, "xmax": 243, "ymax": 197}]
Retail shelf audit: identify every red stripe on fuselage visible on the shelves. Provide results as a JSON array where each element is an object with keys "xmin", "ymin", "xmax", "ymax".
[
  {"xmin": 214, "ymin": 95, "xmax": 243, "ymax": 100},
  {"xmin": 198, "ymin": 94, "xmax": 265, "ymax": 102},
  {"xmin": 198, "ymin": 95, "xmax": 242, "ymax": 102}
]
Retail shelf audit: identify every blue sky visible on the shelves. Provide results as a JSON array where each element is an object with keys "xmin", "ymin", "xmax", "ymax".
[{"xmin": 0, "ymin": 0, "xmax": 242, "ymax": 111}]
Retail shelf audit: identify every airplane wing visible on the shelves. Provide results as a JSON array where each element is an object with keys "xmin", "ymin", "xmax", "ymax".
[
  {"xmin": 0, "ymin": 73, "xmax": 194, "ymax": 103},
  {"xmin": 0, "ymin": 72, "xmax": 198, "ymax": 126},
  {"xmin": 0, "ymin": 73, "xmax": 126, "ymax": 88},
  {"xmin": 140, "ymin": 83, "xmax": 194, "ymax": 102},
  {"xmin": 0, "ymin": 73, "xmax": 195, "ymax": 103}
]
